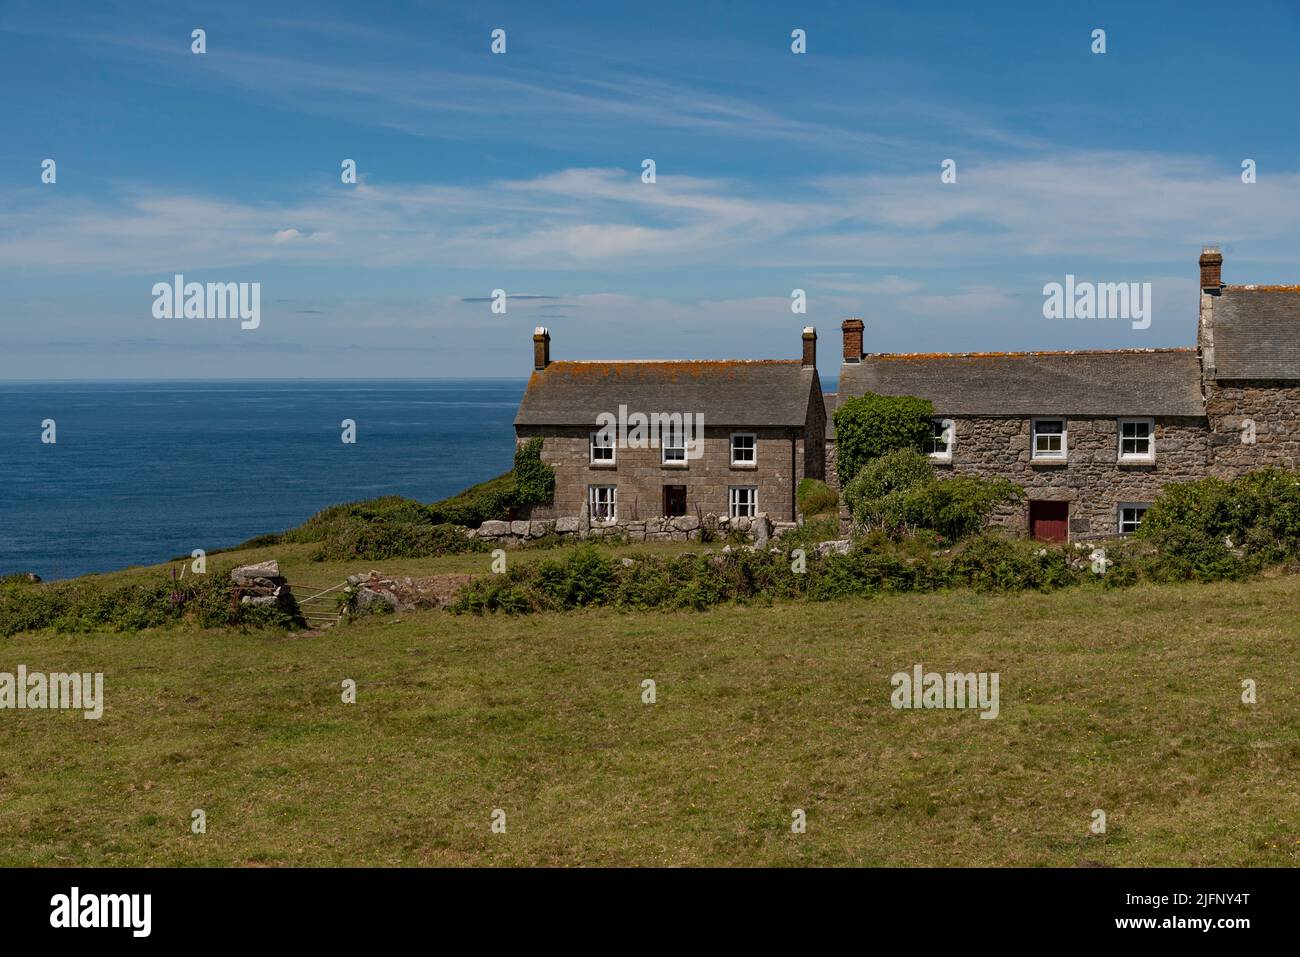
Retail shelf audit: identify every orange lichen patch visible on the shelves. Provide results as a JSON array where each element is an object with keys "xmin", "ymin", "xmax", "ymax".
[
  {"xmin": 870, "ymin": 348, "xmax": 1196, "ymax": 361},
  {"xmin": 540, "ymin": 359, "xmax": 799, "ymax": 381},
  {"xmin": 1224, "ymin": 284, "xmax": 1300, "ymax": 293}
]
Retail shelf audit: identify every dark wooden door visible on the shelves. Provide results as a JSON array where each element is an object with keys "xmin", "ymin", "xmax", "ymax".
[
  {"xmin": 663, "ymin": 485, "xmax": 687, "ymax": 518},
  {"xmin": 1029, "ymin": 500, "xmax": 1069, "ymax": 542}
]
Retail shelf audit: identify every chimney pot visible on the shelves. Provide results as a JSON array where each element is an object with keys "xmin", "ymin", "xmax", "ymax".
[
  {"xmin": 1199, "ymin": 246, "xmax": 1223, "ymax": 293},
  {"xmin": 801, "ymin": 326, "xmax": 817, "ymax": 367},
  {"xmin": 533, "ymin": 326, "xmax": 551, "ymax": 370},
  {"xmin": 841, "ymin": 317, "xmax": 864, "ymax": 363}
]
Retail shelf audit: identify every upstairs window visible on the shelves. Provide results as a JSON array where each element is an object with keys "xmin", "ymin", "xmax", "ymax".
[
  {"xmin": 590, "ymin": 431, "xmax": 615, "ymax": 465},
  {"xmin": 925, "ymin": 419, "xmax": 954, "ymax": 461},
  {"xmin": 661, "ymin": 421, "xmax": 687, "ymax": 464},
  {"xmin": 1118, "ymin": 418, "xmax": 1155, "ymax": 462},
  {"xmin": 731, "ymin": 433, "xmax": 756, "ymax": 465},
  {"xmin": 1032, "ymin": 419, "xmax": 1067, "ymax": 460}
]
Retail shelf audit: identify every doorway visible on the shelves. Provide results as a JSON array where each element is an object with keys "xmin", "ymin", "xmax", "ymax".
[
  {"xmin": 1029, "ymin": 500, "xmax": 1069, "ymax": 542},
  {"xmin": 663, "ymin": 485, "xmax": 687, "ymax": 518}
]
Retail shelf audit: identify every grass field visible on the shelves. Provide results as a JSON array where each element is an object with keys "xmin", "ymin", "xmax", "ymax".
[{"xmin": 2, "ymin": 573, "xmax": 1297, "ymax": 867}]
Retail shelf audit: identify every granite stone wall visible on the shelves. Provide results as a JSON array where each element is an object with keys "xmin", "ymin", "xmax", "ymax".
[{"xmin": 1204, "ymin": 380, "xmax": 1300, "ymax": 476}]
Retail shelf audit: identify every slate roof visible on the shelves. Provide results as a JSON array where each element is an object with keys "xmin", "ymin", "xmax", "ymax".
[
  {"xmin": 514, "ymin": 360, "xmax": 819, "ymax": 427},
  {"xmin": 833, "ymin": 349, "xmax": 1205, "ymax": 430},
  {"xmin": 1210, "ymin": 287, "xmax": 1300, "ymax": 380}
]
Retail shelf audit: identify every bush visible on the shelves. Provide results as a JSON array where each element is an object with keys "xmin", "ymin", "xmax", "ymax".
[
  {"xmin": 895, "ymin": 475, "xmax": 1022, "ymax": 542},
  {"xmin": 0, "ymin": 567, "xmax": 302, "ymax": 637},
  {"xmin": 1139, "ymin": 468, "xmax": 1300, "ymax": 567},
  {"xmin": 843, "ymin": 449, "xmax": 936, "ymax": 529},
  {"xmin": 844, "ymin": 449, "xmax": 1020, "ymax": 542},
  {"xmin": 797, "ymin": 478, "xmax": 839, "ymax": 517},
  {"xmin": 308, "ymin": 520, "xmax": 486, "ymax": 562},
  {"xmin": 833, "ymin": 392, "xmax": 934, "ymax": 484}
]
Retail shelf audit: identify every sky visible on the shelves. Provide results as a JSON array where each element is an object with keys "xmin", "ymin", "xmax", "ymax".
[{"xmin": 2, "ymin": 0, "xmax": 1300, "ymax": 379}]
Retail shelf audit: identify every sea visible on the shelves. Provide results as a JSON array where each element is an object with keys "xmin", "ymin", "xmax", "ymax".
[{"xmin": 0, "ymin": 380, "xmax": 526, "ymax": 580}]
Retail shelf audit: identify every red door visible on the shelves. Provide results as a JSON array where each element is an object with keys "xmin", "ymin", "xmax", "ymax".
[{"xmin": 1029, "ymin": 500, "xmax": 1069, "ymax": 542}]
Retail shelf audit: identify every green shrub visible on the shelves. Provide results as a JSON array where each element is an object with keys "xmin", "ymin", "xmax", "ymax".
[
  {"xmin": 777, "ymin": 515, "xmax": 842, "ymax": 552},
  {"xmin": 895, "ymin": 475, "xmax": 1022, "ymax": 542},
  {"xmin": 797, "ymin": 478, "xmax": 839, "ymax": 517},
  {"xmin": 833, "ymin": 392, "xmax": 934, "ymax": 484},
  {"xmin": 844, "ymin": 450, "xmax": 1020, "ymax": 542},
  {"xmin": 947, "ymin": 535, "xmax": 1078, "ymax": 592},
  {"xmin": 843, "ymin": 449, "xmax": 936, "ymax": 530},
  {"xmin": 308, "ymin": 520, "xmax": 485, "ymax": 562},
  {"xmin": 0, "ymin": 567, "xmax": 302, "ymax": 637}
]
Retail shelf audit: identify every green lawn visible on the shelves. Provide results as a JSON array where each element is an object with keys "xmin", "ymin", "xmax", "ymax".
[{"xmin": 2, "ymin": 574, "xmax": 1296, "ymax": 866}]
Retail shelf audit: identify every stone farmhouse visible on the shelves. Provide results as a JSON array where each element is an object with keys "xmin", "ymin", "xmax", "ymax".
[
  {"xmin": 514, "ymin": 326, "xmax": 826, "ymax": 528},
  {"xmin": 514, "ymin": 248, "xmax": 1300, "ymax": 542}
]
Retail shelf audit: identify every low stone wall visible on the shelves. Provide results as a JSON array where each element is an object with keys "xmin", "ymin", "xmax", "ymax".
[
  {"xmin": 473, "ymin": 512, "xmax": 799, "ymax": 546},
  {"xmin": 230, "ymin": 560, "xmax": 297, "ymax": 612}
]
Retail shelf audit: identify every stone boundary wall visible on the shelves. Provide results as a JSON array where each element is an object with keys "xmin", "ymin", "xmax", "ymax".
[{"xmin": 473, "ymin": 511, "xmax": 799, "ymax": 546}]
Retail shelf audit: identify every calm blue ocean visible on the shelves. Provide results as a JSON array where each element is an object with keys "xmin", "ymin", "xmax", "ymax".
[{"xmin": 0, "ymin": 380, "xmax": 526, "ymax": 580}]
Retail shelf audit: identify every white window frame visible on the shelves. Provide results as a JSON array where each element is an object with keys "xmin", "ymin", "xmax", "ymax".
[
  {"xmin": 589, "ymin": 485, "xmax": 617, "ymax": 523},
  {"xmin": 925, "ymin": 418, "xmax": 954, "ymax": 462},
  {"xmin": 730, "ymin": 432, "xmax": 757, "ymax": 466},
  {"xmin": 661, "ymin": 420, "xmax": 687, "ymax": 465},
  {"xmin": 729, "ymin": 485, "xmax": 757, "ymax": 519},
  {"xmin": 1031, "ymin": 418, "xmax": 1068, "ymax": 461},
  {"xmin": 1117, "ymin": 417, "xmax": 1155, "ymax": 463},
  {"xmin": 589, "ymin": 431, "xmax": 616, "ymax": 466},
  {"xmin": 1117, "ymin": 503, "xmax": 1149, "ymax": 535}
]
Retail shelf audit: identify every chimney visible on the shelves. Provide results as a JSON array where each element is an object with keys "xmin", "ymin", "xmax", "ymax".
[
  {"xmin": 801, "ymin": 326, "xmax": 817, "ymax": 368},
  {"xmin": 1199, "ymin": 246, "xmax": 1223, "ymax": 293},
  {"xmin": 533, "ymin": 326, "xmax": 550, "ymax": 370},
  {"xmin": 841, "ymin": 317, "xmax": 864, "ymax": 363}
]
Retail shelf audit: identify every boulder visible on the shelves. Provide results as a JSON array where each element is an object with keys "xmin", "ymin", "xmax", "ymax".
[
  {"xmin": 554, "ymin": 517, "xmax": 581, "ymax": 534},
  {"xmin": 510, "ymin": 520, "xmax": 530, "ymax": 537},
  {"xmin": 671, "ymin": 515, "xmax": 700, "ymax": 531},
  {"xmin": 356, "ymin": 586, "xmax": 400, "ymax": 611},
  {"xmin": 477, "ymin": 520, "xmax": 510, "ymax": 537},
  {"xmin": 529, "ymin": 520, "xmax": 556, "ymax": 538}
]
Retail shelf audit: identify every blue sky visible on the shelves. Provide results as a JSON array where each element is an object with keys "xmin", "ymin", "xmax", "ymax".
[{"xmin": 3, "ymin": 0, "xmax": 1300, "ymax": 379}]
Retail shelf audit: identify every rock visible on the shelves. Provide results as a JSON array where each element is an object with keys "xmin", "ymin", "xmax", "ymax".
[
  {"xmin": 510, "ymin": 520, "xmax": 530, "ymax": 537},
  {"xmin": 753, "ymin": 512, "xmax": 772, "ymax": 547},
  {"xmin": 478, "ymin": 520, "xmax": 510, "ymax": 537},
  {"xmin": 554, "ymin": 517, "xmax": 580, "ymax": 534},
  {"xmin": 815, "ymin": 539, "xmax": 852, "ymax": 557},
  {"xmin": 529, "ymin": 520, "xmax": 556, "ymax": 538},
  {"xmin": 733, "ymin": 516, "xmax": 752, "ymax": 532},
  {"xmin": 356, "ymin": 586, "xmax": 399, "ymax": 611},
  {"xmin": 620, "ymin": 558, "xmax": 635, "ymax": 567},
  {"xmin": 671, "ymin": 515, "xmax": 700, "ymax": 531},
  {"xmin": 232, "ymin": 560, "xmax": 280, "ymax": 582}
]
